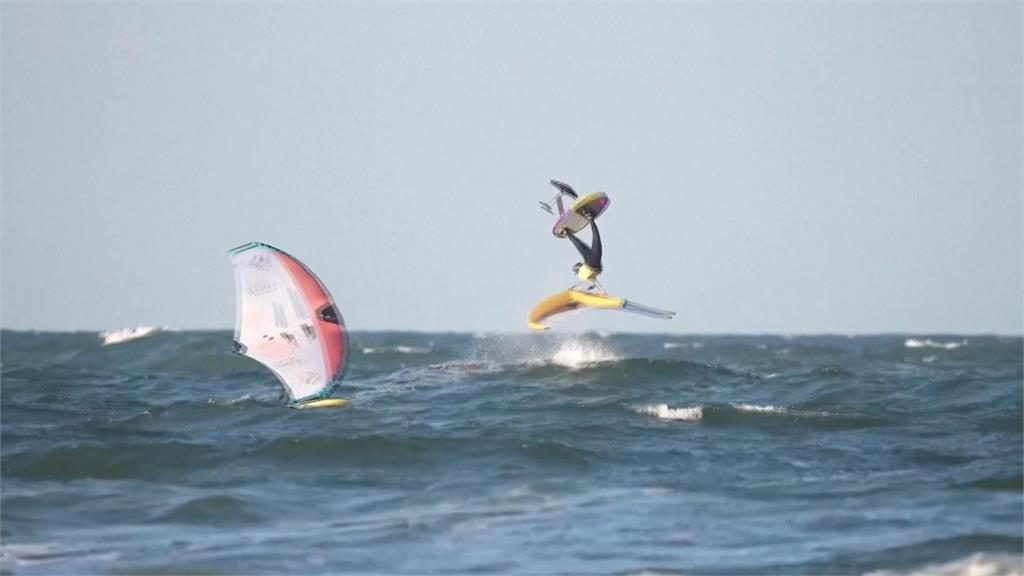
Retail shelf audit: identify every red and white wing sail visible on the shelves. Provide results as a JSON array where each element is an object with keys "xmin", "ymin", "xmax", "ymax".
[{"xmin": 230, "ymin": 242, "xmax": 348, "ymax": 402}]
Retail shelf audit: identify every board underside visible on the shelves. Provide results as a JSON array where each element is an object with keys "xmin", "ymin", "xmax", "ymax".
[{"xmin": 553, "ymin": 192, "xmax": 610, "ymax": 237}]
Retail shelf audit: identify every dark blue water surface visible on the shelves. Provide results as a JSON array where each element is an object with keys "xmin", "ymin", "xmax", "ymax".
[{"xmin": 2, "ymin": 330, "xmax": 1021, "ymax": 574}]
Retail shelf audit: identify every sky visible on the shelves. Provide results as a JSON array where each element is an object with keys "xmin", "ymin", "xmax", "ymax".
[{"xmin": 2, "ymin": 2, "xmax": 1021, "ymax": 334}]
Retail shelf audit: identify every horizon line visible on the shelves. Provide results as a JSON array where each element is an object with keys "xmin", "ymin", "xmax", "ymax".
[{"xmin": 1, "ymin": 327, "xmax": 1021, "ymax": 338}]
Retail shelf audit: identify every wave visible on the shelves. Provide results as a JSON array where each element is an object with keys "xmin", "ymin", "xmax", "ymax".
[
  {"xmin": 3, "ymin": 441, "xmax": 222, "ymax": 481},
  {"xmin": 0, "ymin": 544, "xmax": 120, "ymax": 568},
  {"xmin": 361, "ymin": 345, "xmax": 433, "ymax": 355},
  {"xmin": 663, "ymin": 341, "xmax": 704, "ymax": 350},
  {"xmin": 249, "ymin": 434, "xmax": 597, "ymax": 469},
  {"xmin": 634, "ymin": 404, "xmax": 704, "ymax": 421},
  {"xmin": 731, "ymin": 403, "xmax": 788, "ymax": 414},
  {"xmin": 905, "ymin": 338, "xmax": 968, "ymax": 350},
  {"xmin": 631, "ymin": 402, "xmax": 890, "ymax": 430},
  {"xmin": 206, "ymin": 394, "xmax": 253, "ymax": 406},
  {"xmin": 963, "ymin": 474, "xmax": 1024, "ymax": 493},
  {"xmin": 865, "ymin": 552, "xmax": 1023, "ymax": 576},
  {"xmin": 152, "ymin": 494, "xmax": 265, "ymax": 525},
  {"xmin": 465, "ymin": 335, "xmax": 625, "ymax": 371},
  {"xmin": 99, "ymin": 326, "xmax": 165, "ymax": 346},
  {"xmin": 413, "ymin": 356, "xmax": 752, "ymax": 387},
  {"xmin": 550, "ymin": 341, "xmax": 621, "ymax": 369}
]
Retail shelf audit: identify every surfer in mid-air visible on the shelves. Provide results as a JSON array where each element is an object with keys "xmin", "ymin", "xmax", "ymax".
[
  {"xmin": 528, "ymin": 179, "xmax": 674, "ymax": 330},
  {"xmin": 544, "ymin": 180, "xmax": 605, "ymax": 294}
]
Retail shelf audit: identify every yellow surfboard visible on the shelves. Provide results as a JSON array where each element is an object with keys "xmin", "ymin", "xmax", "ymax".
[
  {"xmin": 291, "ymin": 398, "xmax": 349, "ymax": 409},
  {"xmin": 528, "ymin": 289, "xmax": 675, "ymax": 331}
]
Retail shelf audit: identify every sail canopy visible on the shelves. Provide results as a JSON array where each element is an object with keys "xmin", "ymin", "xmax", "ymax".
[{"xmin": 230, "ymin": 242, "xmax": 348, "ymax": 402}]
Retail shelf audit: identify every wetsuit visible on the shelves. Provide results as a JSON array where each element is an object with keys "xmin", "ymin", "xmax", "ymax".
[{"xmin": 567, "ymin": 220, "xmax": 603, "ymax": 273}]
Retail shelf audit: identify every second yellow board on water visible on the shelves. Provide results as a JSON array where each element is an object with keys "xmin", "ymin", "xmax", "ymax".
[{"xmin": 292, "ymin": 398, "xmax": 349, "ymax": 409}]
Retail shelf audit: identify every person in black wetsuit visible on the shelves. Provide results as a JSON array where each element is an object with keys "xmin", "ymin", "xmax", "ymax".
[{"xmin": 547, "ymin": 179, "xmax": 605, "ymax": 292}]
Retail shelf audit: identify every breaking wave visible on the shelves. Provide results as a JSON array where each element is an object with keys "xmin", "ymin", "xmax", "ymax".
[
  {"xmin": 550, "ymin": 341, "xmax": 621, "ymax": 369},
  {"xmin": 634, "ymin": 404, "xmax": 704, "ymax": 421},
  {"xmin": 905, "ymin": 338, "xmax": 968, "ymax": 350},
  {"xmin": 100, "ymin": 326, "xmax": 164, "ymax": 346}
]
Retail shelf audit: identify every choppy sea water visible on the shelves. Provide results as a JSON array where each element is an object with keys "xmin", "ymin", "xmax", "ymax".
[{"xmin": 1, "ymin": 330, "xmax": 1021, "ymax": 575}]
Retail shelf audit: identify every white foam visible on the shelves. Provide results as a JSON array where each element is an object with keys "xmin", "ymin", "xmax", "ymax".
[
  {"xmin": 635, "ymin": 404, "xmax": 704, "ymax": 421},
  {"xmin": 362, "ymin": 345, "xmax": 432, "ymax": 355},
  {"xmin": 904, "ymin": 338, "xmax": 967, "ymax": 350},
  {"xmin": 866, "ymin": 552, "xmax": 1023, "ymax": 576},
  {"xmin": 663, "ymin": 342, "xmax": 704, "ymax": 350},
  {"xmin": 550, "ymin": 341, "xmax": 620, "ymax": 369},
  {"xmin": 100, "ymin": 326, "xmax": 161, "ymax": 346},
  {"xmin": 394, "ymin": 345, "xmax": 432, "ymax": 354},
  {"xmin": 208, "ymin": 394, "xmax": 252, "ymax": 406},
  {"xmin": 429, "ymin": 361, "xmax": 503, "ymax": 376},
  {"xmin": 732, "ymin": 403, "xmax": 787, "ymax": 414},
  {"xmin": 0, "ymin": 543, "xmax": 119, "ymax": 567}
]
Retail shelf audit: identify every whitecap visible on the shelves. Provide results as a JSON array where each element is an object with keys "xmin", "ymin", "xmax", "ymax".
[
  {"xmin": 394, "ymin": 345, "xmax": 432, "ymax": 354},
  {"xmin": 550, "ymin": 341, "xmax": 620, "ymax": 369},
  {"xmin": 865, "ymin": 552, "xmax": 1023, "ymax": 576},
  {"xmin": 732, "ymin": 403, "xmax": 787, "ymax": 414},
  {"xmin": 0, "ymin": 543, "xmax": 120, "ymax": 567},
  {"xmin": 100, "ymin": 325, "xmax": 161, "ymax": 346},
  {"xmin": 904, "ymin": 338, "xmax": 967, "ymax": 350},
  {"xmin": 634, "ymin": 404, "xmax": 703, "ymax": 421},
  {"xmin": 663, "ymin": 342, "xmax": 704, "ymax": 350},
  {"xmin": 362, "ymin": 345, "xmax": 432, "ymax": 355},
  {"xmin": 207, "ymin": 394, "xmax": 252, "ymax": 406}
]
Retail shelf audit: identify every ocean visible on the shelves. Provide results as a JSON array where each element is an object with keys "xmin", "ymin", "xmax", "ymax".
[{"xmin": 1, "ymin": 330, "xmax": 1021, "ymax": 575}]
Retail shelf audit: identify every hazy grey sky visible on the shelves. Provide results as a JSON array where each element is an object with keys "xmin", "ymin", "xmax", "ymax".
[{"xmin": 2, "ymin": 2, "xmax": 1021, "ymax": 333}]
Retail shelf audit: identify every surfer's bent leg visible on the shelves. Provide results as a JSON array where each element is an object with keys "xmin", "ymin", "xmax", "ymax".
[
  {"xmin": 567, "ymin": 232, "xmax": 592, "ymax": 262},
  {"xmin": 588, "ymin": 221, "xmax": 602, "ymax": 269}
]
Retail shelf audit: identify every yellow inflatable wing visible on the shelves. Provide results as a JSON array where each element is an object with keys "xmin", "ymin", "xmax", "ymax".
[
  {"xmin": 528, "ymin": 289, "xmax": 676, "ymax": 330},
  {"xmin": 528, "ymin": 289, "xmax": 624, "ymax": 331}
]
